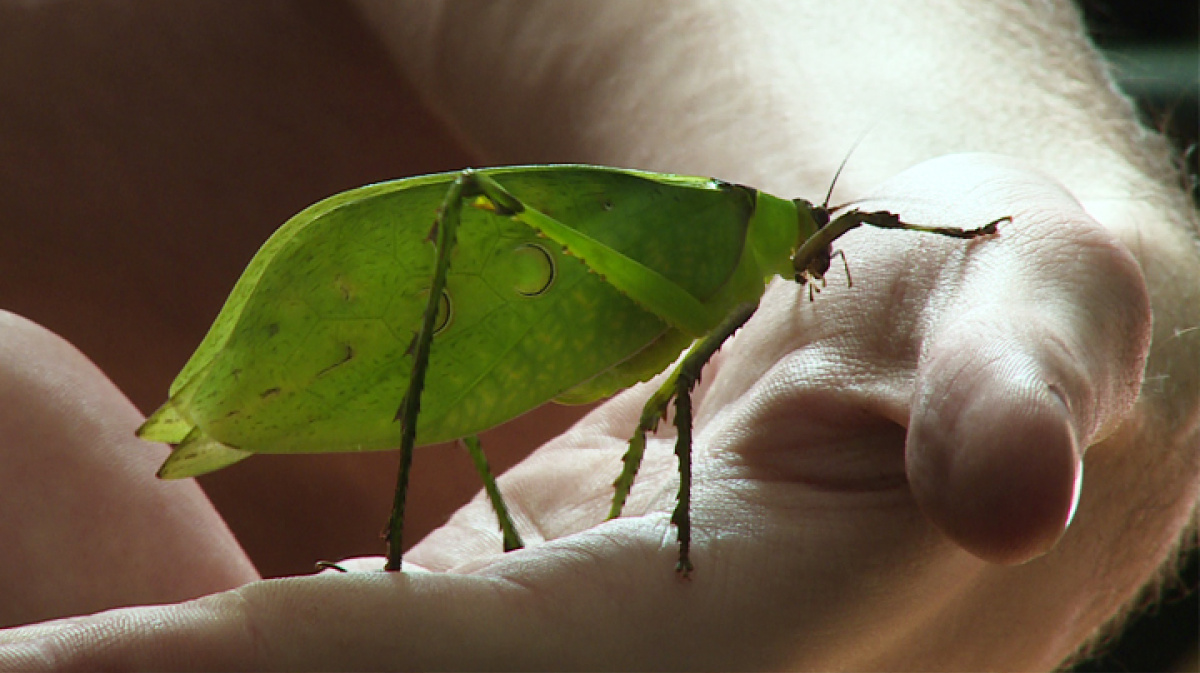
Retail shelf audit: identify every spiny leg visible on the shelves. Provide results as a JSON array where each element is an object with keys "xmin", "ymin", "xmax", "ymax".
[
  {"xmin": 462, "ymin": 435, "xmax": 524, "ymax": 552},
  {"xmin": 851, "ymin": 210, "xmax": 1008, "ymax": 239},
  {"xmin": 608, "ymin": 374, "xmax": 679, "ymax": 520},
  {"xmin": 609, "ymin": 301, "xmax": 760, "ymax": 575},
  {"xmin": 671, "ymin": 379, "xmax": 694, "ymax": 575},
  {"xmin": 385, "ymin": 171, "xmax": 475, "ymax": 571},
  {"xmin": 793, "ymin": 208, "xmax": 1004, "ymax": 284},
  {"xmin": 468, "ymin": 169, "xmax": 722, "ymax": 555},
  {"xmin": 463, "ymin": 168, "xmax": 703, "ymax": 528},
  {"xmin": 462, "ymin": 171, "xmax": 774, "ymax": 572}
]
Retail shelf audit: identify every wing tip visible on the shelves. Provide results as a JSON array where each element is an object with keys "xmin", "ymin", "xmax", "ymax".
[
  {"xmin": 155, "ymin": 428, "xmax": 253, "ymax": 480},
  {"xmin": 136, "ymin": 402, "xmax": 194, "ymax": 444}
]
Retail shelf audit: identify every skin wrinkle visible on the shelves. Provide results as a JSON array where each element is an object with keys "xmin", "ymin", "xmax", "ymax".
[
  {"xmin": 1027, "ymin": 324, "xmax": 1094, "ymax": 447},
  {"xmin": 913, "ymin": 177, "xmax": 1151, "ymax": 450},
  {"xmin": 907, "ymin": 319, "xmax": 1086, "ymax": 560},
  {"xmin": 1050, "ymin": 234, "xmax": 1153, "ymax": 441},
  {"xmin": 710, "ymin": 325, "xmax": 921, "ymax": 500},
  {"xmin": 914, "ymin": 336, "xmax": 1017, "ymax": 484},
  {"xmin": 734, "ymin": 386, "xmax": 907, "ymax": 492}
]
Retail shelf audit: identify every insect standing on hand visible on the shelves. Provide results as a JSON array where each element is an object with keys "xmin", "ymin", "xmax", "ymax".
[{"xmin": 137, "ymin": 165, "xmax": 1003, "ymax": 574}]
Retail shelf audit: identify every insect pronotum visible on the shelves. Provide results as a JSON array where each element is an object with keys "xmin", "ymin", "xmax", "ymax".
[{"xmin": 137, "ymin": 165, "xmax": 1002, "ymax": 574}]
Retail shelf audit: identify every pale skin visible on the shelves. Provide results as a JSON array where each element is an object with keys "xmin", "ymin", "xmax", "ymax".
[{"xmin": 1, "ymin": 1, "xmax": 1197, "ymax": 671}]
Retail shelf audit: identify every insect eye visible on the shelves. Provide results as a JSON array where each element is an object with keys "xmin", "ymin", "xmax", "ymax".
[
  {"xmin": 509, "ymin": 243, "xmax": 556, "ymax": 297},
  {"xmin": 433, "ymin": 290, "xmax": 452, "ymax": 334}
]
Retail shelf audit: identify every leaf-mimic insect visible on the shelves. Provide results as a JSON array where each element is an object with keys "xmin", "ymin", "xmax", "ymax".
[{"xmin": 137, "ymin": 165, "xmax": 1002, "ymax": 574}]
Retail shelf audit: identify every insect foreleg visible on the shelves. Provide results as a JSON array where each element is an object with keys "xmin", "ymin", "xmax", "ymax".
[
  {"xmin": 385, "ymin": 171, "xmax": 472, "ymax": 571},
  {"xmin": 849, "ymin": 210, "xmax": 1008, "ymax": 239},
  {"xmin": 462, "ymin": 435, "xmax": 524, "ymax": 552},
  {"xmin": 793, "ymin": 207, "xmax": 1004, "ymax": 286}
]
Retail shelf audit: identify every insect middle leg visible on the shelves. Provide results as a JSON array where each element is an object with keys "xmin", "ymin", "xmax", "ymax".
[
  {"xmin": 792, "ymin": 207, "xmax": 1004, "ymax": 285},
  {"xmin": 609, "ymin": 301, "xmax": 760, "ymax": 575},
  {"xmin": 462, "ymin": 435, "xmax": 524, "ymax": 552}
]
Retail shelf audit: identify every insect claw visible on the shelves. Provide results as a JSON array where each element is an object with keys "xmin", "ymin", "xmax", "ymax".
[
  {"xmin": 675, "ymin": 560, "xmax": 694, "ymax": 578},
  {"xmin": 979, "ymin": 216, "xmax": 1009, "ymax": 235}
]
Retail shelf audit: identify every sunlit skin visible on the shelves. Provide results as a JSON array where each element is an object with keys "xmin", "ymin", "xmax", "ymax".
[{"xmin": 0, "ymin": 2, "xmax": 1196, "ymax": 670}]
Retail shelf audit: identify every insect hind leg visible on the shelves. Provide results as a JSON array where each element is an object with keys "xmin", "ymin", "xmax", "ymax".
[
  {"xmin": 386, "ymin": 169, "xmax": 517, "ymax": 571},
  {"xmin": 463, "ymin": 435, "xmax": 524, "ymax": 552}
]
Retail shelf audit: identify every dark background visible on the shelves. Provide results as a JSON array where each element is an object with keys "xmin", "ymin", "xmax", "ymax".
[
  {"xmin": 1074, "ymin": 2, "xmax": 1197, "ymax": 671},
  {"xmin": 1084, "ymin": 0, "xmax": 1198, "ymax": 195}
]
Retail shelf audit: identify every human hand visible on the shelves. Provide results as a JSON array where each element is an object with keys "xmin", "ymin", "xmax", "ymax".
[
  {"xmin": 0, "ymin": 154, "xmax": 1159, "ymax": 670},
  {"xmin": 0, "ymin": 312, "xmax": 258, "ymax": 632}
]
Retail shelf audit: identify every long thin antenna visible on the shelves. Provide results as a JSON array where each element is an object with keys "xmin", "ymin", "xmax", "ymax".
[{"xmin": 823, "ymin": 130, "xmax": 872, "ymax": 209}]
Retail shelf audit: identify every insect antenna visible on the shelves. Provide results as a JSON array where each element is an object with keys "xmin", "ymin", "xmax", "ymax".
[
  {"xmin": 806, "ymin": 135, "xmax": 869, "ymax": 294},
  {"xmin": 822, "ymin": 147, "xmax": 853, "ymax": 212},
  {"xmin": 821, "ymin": 131, "xmax": 871, "ymax": 213}
]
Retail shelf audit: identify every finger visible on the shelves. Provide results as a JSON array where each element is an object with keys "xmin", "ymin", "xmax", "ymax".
[
  {"xmin": 897, "ymin": 156, "xmax": 1152, "ymax": 563},
  {"xmin": 0, "ymin": 523, "xmax": 699, "ymax": 672},
  {"xmin": 0, "ymin": 574, "xmax": 501, "ymax": 670},
  {"xmin": 0, "ymin": 312, "xmax": 258, "ymax": 627}
]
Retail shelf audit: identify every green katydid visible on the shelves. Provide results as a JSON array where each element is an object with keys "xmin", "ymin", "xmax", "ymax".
[{"xmin": 137, "ymin": 165, "xmax": 1002, "ymax": 574}]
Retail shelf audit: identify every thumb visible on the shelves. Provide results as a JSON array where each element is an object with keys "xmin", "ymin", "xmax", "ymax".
[{"xmin": 903, "ymin": 160, "xmax": 1152, "ymax": 564}]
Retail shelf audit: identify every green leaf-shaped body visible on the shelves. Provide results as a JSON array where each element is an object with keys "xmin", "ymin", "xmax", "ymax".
[{"xmin": 139, "ymin": 166, "xmax": 804, "ymax": 477}]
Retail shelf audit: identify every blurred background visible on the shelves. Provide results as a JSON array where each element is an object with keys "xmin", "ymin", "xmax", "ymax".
[
  {"xmin": 1075, "ymin": 3, "xmax": 1196, "ymax": 672},
  {"xmin": 1083, "ymin": 0, "xmax": 1197, "ymax": 197}
]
